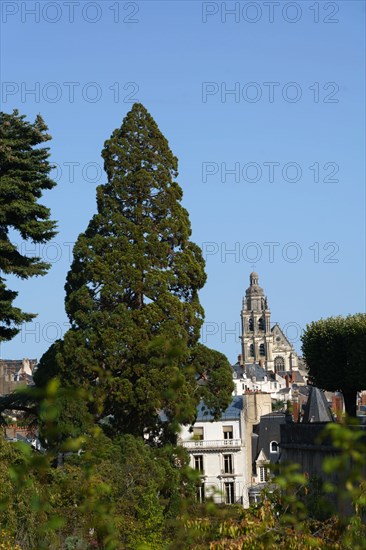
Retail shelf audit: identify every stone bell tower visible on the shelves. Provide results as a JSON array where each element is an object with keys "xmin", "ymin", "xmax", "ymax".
[{"xmin": 240, "ymin": 272, "xmax": 274, "ymax": 369}]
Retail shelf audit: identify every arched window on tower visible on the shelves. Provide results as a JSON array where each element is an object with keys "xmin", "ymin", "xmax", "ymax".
[
  {"xmin": 250, "ymin": 344, "xmax": 254, "ymax": 357},
  {"xmin": 274, "ymin": 356, "xmax": 285, "ymax": 373},
  {"xmin": 249, "ymin": 318, "xmax": 254, "ymax": 332},
  {"xmin": 259, "ymin": 343, "xmax": 265, "ymax": 356},
  {"xmin": 258, "ymin": 317, "xmax": 265, "ymax": 330}
]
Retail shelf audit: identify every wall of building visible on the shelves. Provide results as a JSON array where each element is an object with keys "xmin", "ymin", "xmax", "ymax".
[
  {"xmin": 179, "ymin": 417, "xmax": 249, "ymax": 506},
  {"xmin": 242, "ymin": 393, "xmax": 272, "ymax": 487}
]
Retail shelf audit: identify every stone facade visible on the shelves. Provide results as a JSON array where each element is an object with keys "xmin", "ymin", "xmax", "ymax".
[
  {"xmin": 232, "ymin": 273, "xmax": 307, "ymax": 401},
  {"xmin": 240, "ymin": 272, "xmax": 299, "ymax": 372}
]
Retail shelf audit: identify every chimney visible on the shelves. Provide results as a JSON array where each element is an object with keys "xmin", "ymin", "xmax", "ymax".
[{"xmin": 332, "ymin": 394, "xmax": 344, "ymax": 421}]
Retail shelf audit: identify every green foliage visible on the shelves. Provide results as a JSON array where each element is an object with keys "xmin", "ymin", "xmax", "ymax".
[
  {"xmin": 34, "ymin": 103, "xmax": 233, "ymax": 438},
  {"xmin": 8, "ymin": 384, "xmax": 366, "ymax": 549},
  {"xmin": 0, "ymin": 109, "xmax": 57, "ymax": 341},
  {"xmin": 272, "ymin": 399, "xmax": 285, "ymax": 412},
  {"xmin": 0, "ymin": 381, "xmax": 198, "ymax": 549},
  {"xmin": 7, "ymin": 106, "xmax": 366, "ymax": 547},
  {"xmin": 180, "ymin": 421, "xmax": 366, "ymax": 550},
  {"xmin": 2, "ymin": 361, "xmax": 366, "ymax": 550},
  {"xmin": 190, "ymin": 343, "xmax": 234, "ymax": 420},
  {"xmin": 301, "ymin": 314, "xmax": 366, "ymax": 416}
]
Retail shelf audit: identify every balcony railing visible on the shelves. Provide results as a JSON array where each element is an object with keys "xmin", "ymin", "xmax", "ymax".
[{"xmin": 181, "ymin": 438, "xmax": 242, "ymax": 449}]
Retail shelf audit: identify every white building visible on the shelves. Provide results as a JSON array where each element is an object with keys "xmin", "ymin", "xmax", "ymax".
[
  {"xmin": 179, "ymin": 273, "xmax": 309, "ymax": 507},
  {"xmin": 232, "ymin": 361, "xmax": 288, "ymax": 399},
  {"xmin": 179, "ymin": 393, "xmax": 272, "ymax": 508}
]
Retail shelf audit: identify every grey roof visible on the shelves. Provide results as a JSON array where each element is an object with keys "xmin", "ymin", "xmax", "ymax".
[
  {"xmin": 232, "ymin": 362, "xmax": 244, "ymax": 378},
  {"xmin": 275, "ymin": 370, "xmax": 305, "ymax": 384},
  {"xmin": 196, "ymin": 396, "xmax": 244, "ymax": 422},
  {"xmin": 245, "ymin": 363, "xmax": 274, "ymax": 381},
  {"xmin": 260, "ymin": 412, "xmax": 292, "ymax": 419},
  {"xmin": 293, "ymin": 371, "xmax": 305, "ymax": 383},
  {"xmin": 232, "ymin": 362, "xmax": 275, "ymax": 382},
  {"xmin": 251, "ymin": 432, "xmax": 259, "ymax": 465},
  {"xmin": 302, "ymin": 386, "xmax": 334, "ymax": 423},
  {"xmin": 252, "ymin": 412, "xmax": 291, "ymax": 467}
]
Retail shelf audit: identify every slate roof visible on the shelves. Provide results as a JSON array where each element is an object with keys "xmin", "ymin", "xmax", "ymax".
[
  {"xmin": 293, "ymin": 371, "xmax": 305, "ymax": 383},
  {"xmin": 232, "ymin": 362, "xmax": 245, "ymax": 378},
  {"xmin": 245, "ymin": 363, "xmax": 268, "ymax": 381},
  {"xmin": 298, "ymin": 385, "xmax": 311, "ymax": 397},
  {"xmin": 232, "ymin": 362, "xmax": 276, "ymax": 382},
  {"xmin": 302, "ymin": 386, "xmax": 334, "ymax": 423},
  {"xmin": 252, "ymin": 412, "xmax": 291, "ymax": 468},
  {"xmin": 275, "ymin": 369, "xmax": 303, "ymax": 379},
  {"xmin": 196, "ymin": 396, "xmax": 244, "ymax": 422}
]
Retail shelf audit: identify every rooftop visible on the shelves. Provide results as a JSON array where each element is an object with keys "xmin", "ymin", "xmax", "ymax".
[{"xmin": 196, "ymin": 396, "xmax": 244, "ymax": 422}]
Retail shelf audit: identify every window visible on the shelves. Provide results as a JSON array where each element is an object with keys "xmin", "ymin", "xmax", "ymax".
[
  {"xmin": 259, "ymin": 467, "xmax": 268, "ymax": 482},
  {"xmin": 250, "ymin": 344, "xmax": 254, "ymax": 357},
  {"xmin": 194, "ymin": 455, "xmax": 204, "ymax": 472},
  {"xmin": 258, "ymin": 317, "xmax": 265, "ymax": 330},
  {"xmin": 249, "ymin": 318, "xmax": 254, "ymax": 332},
  {"xmin": 274, "ymin": 356, "xmax": 285, "ymax": 372},
  {"xmin": 223, "ymin": 426, "xmax": 233, "ymax": 440},
  {"xmin": 259, "ymin": 343, "xmax": 265, "ymax": 356},
  {"xmin": 193, "ymin": 427, "xmax": 204, "ymax": 440},
  {"xmin": 196, "ymin": 482, "xmax": 205, "ymax": 503},
  {"xmin": 225, "ymin": 482, "xmax": 235, "ymax": 504},
  {"xmin": 249, "ymin": 491, "xmax": 261, "ymax": 505},
  {"xmin": 270, "ymin": 441, "xmax": 279, "ymax": 454},
  {"xmin": 223, "ymin": 454, "xmax": 233, "ymax": 474}
]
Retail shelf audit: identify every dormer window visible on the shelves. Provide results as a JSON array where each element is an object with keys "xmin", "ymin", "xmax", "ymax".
[
  {"xmin": 270, "ymin": 441, "xmax": 279, "ymax": 453},
  {"xmin": 259, "ymin": 466, "xmax": 268, "ymax": 482}
]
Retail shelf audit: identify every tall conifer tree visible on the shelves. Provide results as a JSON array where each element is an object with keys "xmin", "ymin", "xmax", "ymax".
[
  {"xmin": 35, "ymin": 104, "xmax": 233, "ymax": 438},
  {"xmin": 0, "ymin": 110, "xmax": 57, "ymax": 341}
]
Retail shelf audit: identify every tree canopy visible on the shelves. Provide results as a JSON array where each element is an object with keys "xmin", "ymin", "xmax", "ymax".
[
  {"xmin": 34, "ymin": 103, "xmax": 233, "ymax": 439},
  {"xmin": 301, "ymin": 313, "xmax": 366, "ymax": 417},
  {"xmin": 0, "ymin": 109, "xmax": 57, "ymax": 342}
]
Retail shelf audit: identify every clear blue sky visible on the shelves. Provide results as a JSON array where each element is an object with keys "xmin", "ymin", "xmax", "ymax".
[{"xmin": 1, "ymin": 1, "xmax": 365, "ymax": 363}]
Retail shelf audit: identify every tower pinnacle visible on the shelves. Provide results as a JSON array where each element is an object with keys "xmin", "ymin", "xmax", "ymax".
[{"xmin": 250, "ymin": 272, "xmax": 259, "ymax": 286}]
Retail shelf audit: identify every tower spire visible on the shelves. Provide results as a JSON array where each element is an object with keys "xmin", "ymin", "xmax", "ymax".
[
  {"xmin": 241, "ymin": 272, "xmax": 273, "ymax": 367},
  {"xmin": 250, "ymin": 271, "xmax": 259, "ymax": 286}
]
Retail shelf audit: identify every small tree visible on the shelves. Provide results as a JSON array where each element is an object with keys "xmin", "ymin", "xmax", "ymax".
[
  {"xmin": 301, "ymin": 314, "xmax": 366, "ymax": 417},
  {"xmin": 0, "ymin": 110, "xmax": 57, "ymax": 342},
  {"xmin": 34, "ymin": 103, "xmax": 233, "ymax": 438}
]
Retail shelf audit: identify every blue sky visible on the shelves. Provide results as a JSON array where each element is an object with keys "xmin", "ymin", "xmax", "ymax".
[{"xmin": 1, "ymin": 0, "xmax": 365, "ymax": 363}]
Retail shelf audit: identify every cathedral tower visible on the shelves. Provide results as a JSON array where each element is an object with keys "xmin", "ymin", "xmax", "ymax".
[
  {"xmin": 240, "ymin": 272, "xmax": 274, "ymax": 369},
  {"xmin": 239, "ymin": 272, "xmax": 299, "ymax": 372}
]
